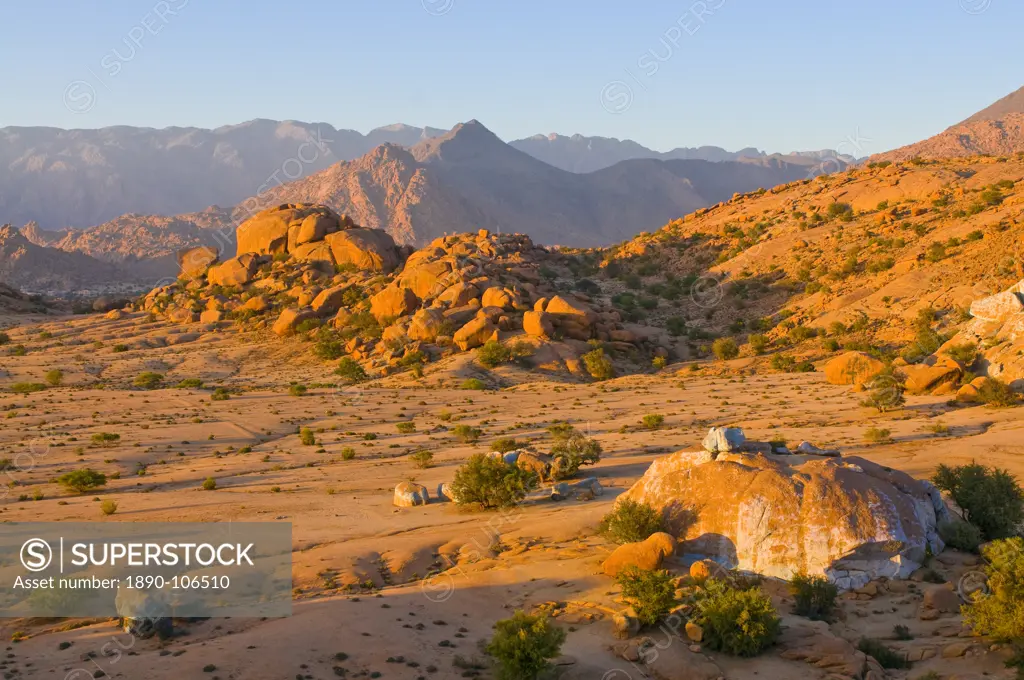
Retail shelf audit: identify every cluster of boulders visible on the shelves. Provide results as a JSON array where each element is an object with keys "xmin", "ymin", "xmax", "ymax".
[
  {"xmin": 699, "ymin": 426, "xmax": 838, "ymax": 457},
  {"xmin": 614, "ymin": 428, "xmax": 950, "ymax": 590},
  {"xmin": 942, "ymin": 278, "xmax": 1024, "ymax": 390},
  {"xmin": 139, "ymin": 203, "xmax": 668, "ymax": 376}
]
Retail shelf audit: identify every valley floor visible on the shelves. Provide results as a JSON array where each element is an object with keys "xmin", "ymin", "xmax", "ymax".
[{"xmin": 0, "ymin": 312, "xmax": 1020, "ymax": 679}]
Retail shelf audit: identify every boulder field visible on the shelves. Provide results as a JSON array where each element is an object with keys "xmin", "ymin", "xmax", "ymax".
[{"xmin": 146, "ymin": 203, "xmax": 671, "ymax": 376}]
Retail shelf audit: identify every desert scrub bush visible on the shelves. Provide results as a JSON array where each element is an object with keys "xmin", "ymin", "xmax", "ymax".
[
  {"xmin": 616, "ymin": 566, "xmax": 676, "ymax": 626},
  {"xmin": 790, "ymin": 573, "xmax": 838, "ymax": 621},
  {"xmin": 211, "ymin": 387, "xmax": 231, "ymax": 401},
  {"xmin": 582, "ymin": 348, "xmax": 615, "ymax": 381},
  {"xmin": 10, "ymin": 382, "xmax": 46, "ymax": 394},
  {"xmin": 100, "ymin": 500, "xmax": 118, "ymax": 516},
  {"xmin": 937, "ymin": 519, "xmax": 983, "ymax": 553},
  {"xmin": 395, "ymin": 421, "xmax": 416, "ymax": 434},
  {"xmin": 57, "ymin": 469, "xmax": 107, "ymax": 493},
  {"xmin": 598, "ymin": 498, "xmax": 665, "ymax": 544},
  {"xmin": 963, "ymin": 537, "xmax": 1024, "ymax": 643},
  {"xmin": 288, "ymin": 384, "xmax": 308, "ymax": 397},
  {"xmin": 202, "ymin": 477, "xmax": 217, "ymax": 491},
  {"xmin": 748, "ymin": 334, "xmax": 768, "ymax": 355},
  {"xmin": 860, "ymin": 368, "xmax": 906, "ymax": 413},
  {"xmin": 450, "ymin": 453, "xmax": 537, "ymax": 509},
  {"xmin": 0, "ymin": 332, "xmax": 8, "ymax": 345},
  {"xmin": 641, "ymin": 413, "xmax": 664, "ymax": 430},
  {"xmin": 933, "ymin": 463, "xmax": 1023, "ymax": 540},
  {"xmin": 45, "ymin": 369, "xmax": 63, "ymax": 387},
  {"xmin": 460, "ymin": 378, "xmax": 487, "ymax": 390},
  {"xmin": 485, "ymin": 610, "xmax": 566, "ymax": 680},
  {"xmin": 857, "ymin": 637, "xmax": 910, "ymax": 669},
  {"xmin": 651, "ymin": 355, "xmax": 667, "ymax": 370},
  {"xmin": 340, "ymin": 447, "xmax": 356, "ymax": 460},
  {"xmin": 335, "ymin": 357, "xmax": 368, "ymax": 383},
  {"xmin": 10, "ymin": 345, "xmax": 27, "ymax": 356},
  {"xmin": 133, "ymin": 372, "xmax": 164, "ymax": 389},
  {"xmin": 91, "ymin": 432, "xmax": 120, "ymax": 446},
  {"xmin": 977, "ymin": 377, "xmax": 1019, "ymax": 407},
  {"xmin": 476, "ymin": 340, "xmax": 512, "ymax": 368},
  {"xmin": 490, "ymin": 437, "xmax": 521, "ymax": 454},
  {"xmin": 691, "ymin": 578, "xmax": 781, "ymax": 657},
  {"xmin": 945, "ymin": 342, "xmax": 979, "ymax": 367},
  {"xmin": 453, "ymin": 424, "xmax": 483, "ymax": 443},
  {"xmin": 863, "ymin": 427, "xmax": 892, "ymax": 444},
  {"xmin": 548, "ymin": 426, "xmax": 601, "ymax": 479},
  {"xmin": 175, "ymin": 378, "xmax": 203, "ymax": 389},
  {"xmin": 299, "ymin": 427, "xmax": 316, "ymax": 446},
  {"xmin": 409, "ymin": 450, "xmax": 434, "ymax": 469},
  {"xmin": 712, "ymin": 337, "xmax": 739, "ymax": 361}
]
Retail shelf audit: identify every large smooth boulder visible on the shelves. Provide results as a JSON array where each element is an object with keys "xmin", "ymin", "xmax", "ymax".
[
  {"xmin": 970, "ymin": 289, "xmax": 1024, "ymax": 323},
  {"xmin": 236, "ymin": 204, "xmax": 338, "ymax": 255},
  {"xmin": 291, "ymin": 241, "xmax": 335, "ymax": 267},
  {"xmin": 370, "ymin": 286, "xmax": 420, "ymax": 322},
  {"xmin": 523, "ymin": 310, "xmax": 554, "ymax": 338},
  {"xmin": 601, "ymin": 532, "xmax": 676, "ymax": 578},
  {"xmin": 904, "ymin": 357, "xmax": 961, "ymax": 394},
  {"xmin": 273, "ymin": 308, "xmax": 315, "ymax": 337},
  {"xmin": 453, "ymin": 315, "xmax": 497, "ymax": 351},
  {"xmin": 398, "ymin": 260, "xmax": 454, "ymax": 300},
  {"xmin": 325, "ymin": 228, "xmax": 400, "ymax": 273},
  {"xmin": 437, "ymin": 282, "xmax": 480, "ymax": 307},
  {"xmin": 824, "ymin": 351, "xmax": 886, "ymax": 387},
  {"xmin": 311, "ymin": 285, "xmax": 352, "ymax": 316},
  {"xmin": 394, "ymin": 482, "xmax": 429, "ymax": 507},
  {"xmin": 701, "ymin": 426, "xmax": 746, "ymax": 454},
  {"xmin": 177, "ymin": 246, "xmax": 218, "ymax": 279},
  {"xmin": 546, "ymin": 295, "xmax": 596, "ymax": 324},
  {"xmin": 407, "ymin": 308, "xmax": 446, "ymax": 341},
  {"xmin": 620, "ymin": 450, "xmax": 950, "ymax": 589},
  {"xmin": 207, "ymin": 254, "xmax": 258, "ymax": 287}
]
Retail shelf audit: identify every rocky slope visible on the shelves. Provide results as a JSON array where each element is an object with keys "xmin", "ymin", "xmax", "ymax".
[{"xmin": 870, "ymin": 84, "xmax": 1024, "ymax": 162}]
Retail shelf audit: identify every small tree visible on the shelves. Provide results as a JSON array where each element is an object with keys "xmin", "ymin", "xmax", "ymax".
[
  {"xmin": 410, "ymin": 450, "xmax": 434, "ymax": 469},
  {"xmin": 58, "ymin": 469, "xmax": 107, "ymax": 493},
  {"xmin": 299, "ymin": 427, "xmax": 316, "ymax": 446},
  {"xmin": 490, "ymin": 437, "xmax": 521, "ymax": 454},
  {"xmin": 617, "ymin": 566, "xmax": 676, "ymax": 626},
  {"xmin": 335, "ymin": 358, "xmax": 368, "ymax": 383},
  {"xmin": 977, "ymin": 378, "xmax": 1019, "ymax": 407},
  {"xmin": 450, "ymin": 454, "xmax": 537, "ymax": 509},
  {"xmin": 861, "ymin": 368, "xmax": 906, "ymax": 413},
  {"xmin": 453, "ymin": 424, "xmax": 483, "ymax": 443},
  {"xmin": 486, "ymin": 611, "xmax": 566, "ymax": 680},
  {"xmin": 548, "ymin": 426, "xmax": 601, "ymax": 479},
  {"xmin": 933, "ymin": 463, "xmax": 1024, "ymax": 540},
  {"xmin": 748, "ymin": 334, "xmax": 768, "ymax": 355},
  {"xmin": 599, "ymin": 499, "xmax": 665, "ymax": 544},
  {"xmin": 712, "ymin": 337, "xmax": 739, "ymax": 361}
]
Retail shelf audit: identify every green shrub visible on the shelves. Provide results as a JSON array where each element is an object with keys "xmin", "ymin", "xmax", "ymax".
[
  {"xmin": 211, "ymin": 387, "xmax": 231, "ymax": 401},
  {"xmin": 133, "ymin": 372, "xmax": 164, "ymax": 389},
  {"xmin": 616, "ymin": 567, "xmax": 676, "ymax": 626},
  {"xmin": 299, "ymin": 427, "xmax": 316, "ymax": 446},
  {"xmin": 641, "ymin": 414, "xmax": 664, "ymax": 430},
  {"xmin": 410, "ymin": 450, "xmax": 434, "ymax": 469},
  {"xmin": 977, "ymin": 378, "xmax": 1019, "ymax": 407},
  {"xmin": 548, "ymin": 427, "xmax": 601, "ymax": 479},
  {"xmin": 295, "ymin": 318, "xmax": 321, "ymax": 334},
  {"xmin": 202, "ymin": 477, "xmax": 217, "ymax": 491},
  {"xmin": 312, "ymin": 331, "xmax": 344, "ymax": 360},
  {"xmin": 490, "ymin": 437, "xmax": 521, "ymax": 454},
  {"xmin": 289, "ymin": 384, "xmax": 308, "ymax": 397},
  {"xmin": 335, "ymin": 358, "xmax": 368, "ymax": 383},
  {"xmin": 0, "ymin": 332, "xmax": 8, "ymax": 345},
  {"xmin": 863, "ymin": 427, "xmax": 892, "ymax": 444},
  {"xmin": 691, "ymin": 579, "xmax": 781, "ymax": 657},
  {"xmin": 963, "ymin": 537, "xmax": 1024, "ymax": 643},
  {"xmin": 748, "ymin": 334, "xmax": 768, "ymax": 354},
  {"xmin": 58, "ymin": 469, "xmax": 107, "ymax": 493},
  {"xmin": 100, "ymin": 500, "xmax": 118, "ymax": 516},
  {"xmin": 460, "ymin": 378, "xmax": 487, "ymax": 390},
  {"xmin": 582, "ymin": 348, "xmax": 615, "ymax": 381},
  {"xmin": 477, "ymin": 340, "xmax": 512, "ymax": 368},
  {"xmin": 11, "ymin": 345, "xmax": 27, "ymax": 356},
  {"xmin": 91, "ymin": 432, "xmax": 120, "ymax": 446},
  {"xmin": 45, "ymin": 370, "xmax": 63, "ymax": 387},
  {"xmin": 340, "ymin": 447, "xmax": 356, "ymax": 460},
  {"xmin": 485, "ymin": 611, "xmax": 565, "ymax": 680},
  {"xmin": 396, "ymin": 421, "xmax": 416, "ymax": 434},
  {"xmin": 860, "ymin": 368, "xmax": 906, "ymax": 413},
  {"xmin": 598, "ymin": 498, "xmax": 665, "ymax": 544},
  {"xmin": 790, "ymin": 573, "xmax": 838, "ymax": 621},
  {"xmin": 933, "ymin": 463, "xmax": 1023, "ymax": 540},
  {"xmin": 175, "ymin": 378, "xmax": 203, "ymax": 389},
  {"xmin": 10, "ymin": 382, "xmax": 46, "ymax": 394},
  {"xmin": 450, "ymin": 453, "xmax": 537, "ymax": 509},
  {"xmin": 712, "ymin": 337, "xmax": 739, "ymax": 361},
  {"xmin": 945, "ymin": 342, "xmax": 979, "ymax": 367},
  {"xmin": 857, "ymin": 638, "xmax": 910, "ymax": 669},
  {"xmin": 937, "ymin": 519, "xmax": 983, "ymax": 553},
  {"xmin": 453, "ymin": 424, "xmax": 483, "ymax": 443}
]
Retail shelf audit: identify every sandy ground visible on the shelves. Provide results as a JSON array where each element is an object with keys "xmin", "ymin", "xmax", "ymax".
[{"xmin": 0, "ymin": 312, "xmax": 1019, "ymax": 679}]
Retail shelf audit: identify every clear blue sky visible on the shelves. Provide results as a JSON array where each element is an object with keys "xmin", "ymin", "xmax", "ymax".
[{"xmin": 1, "ymin": 0, "xmax": 1020, "ymax": 154}]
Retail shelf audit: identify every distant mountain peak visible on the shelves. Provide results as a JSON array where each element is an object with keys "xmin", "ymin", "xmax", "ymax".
[
  {"xmin": 411, "ymin": 120, "xmax": 511, "ymax": 164},
  {"xmin": 958, "ymin": 84, "xmax": 1024, "ymax": 126}
]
